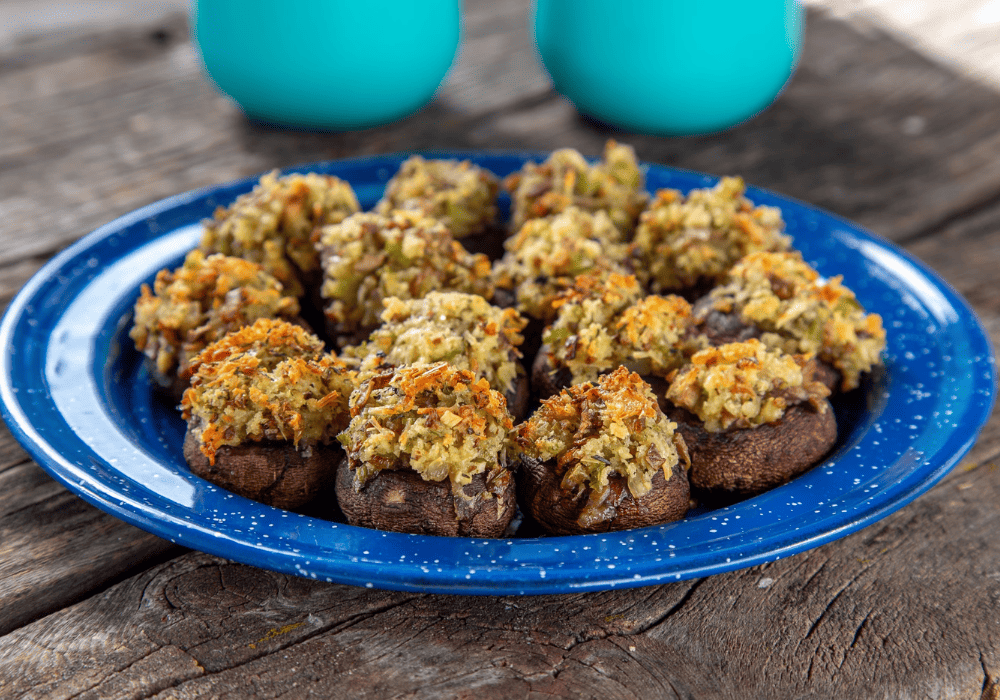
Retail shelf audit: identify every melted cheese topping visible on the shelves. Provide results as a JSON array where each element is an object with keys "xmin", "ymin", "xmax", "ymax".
[
  {"xmin": 340, "ymin": 362, "xmax": 512, "ymax": 492},
  {"xmin": 181, "ymin": 319, "xmax": 355, "ymax": 464},
  {"xmin": 514, "ymin": 367, "xmax": 686, "ymax": 527},
  {"xmin": 705, "ymin": 251, "xmax": 886, "ymax": 390},
  {"xmin": 374, "ymin": 156, "xmax": 499, "ymax": 237},
  {"xmin": 665, "ymin": 339, "xmax": 830, "ymax": 433},
  {"xmin": 543, "ymin": 273, "xmax": 695, "ymax": 383},
  {"xmin": 317, "ymin": 210, "xmax": 494, "ymax": 337},
  {"xmin": 343, "ymin": 292, "xmax": 526, "ymax": 395},
  {"xmin": 130, "ymin": 250, "xmax": 300, "ymax": 378},
  {"xmin": 504, "ymin": 140, "xmax": 647, "ymax": 234},
  {"xmin": 629, "ymin": 177, "xmax": 790, "ymax": 292},
  {"xmin": 200, "ymin": 171, "xmax": 360, "ymax": 297}
]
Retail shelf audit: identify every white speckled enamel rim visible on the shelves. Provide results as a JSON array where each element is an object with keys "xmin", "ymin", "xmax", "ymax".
[{"xmin": 0, "ymin": 153, "xmax": 995, "ymax": 594}]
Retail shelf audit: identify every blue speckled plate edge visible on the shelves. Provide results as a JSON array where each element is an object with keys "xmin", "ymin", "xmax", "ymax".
[{"xmin": 0, "ymin": 152, "xmax": 995, "ymax": 595}]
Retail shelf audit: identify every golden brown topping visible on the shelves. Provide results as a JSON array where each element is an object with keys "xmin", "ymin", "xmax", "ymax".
[
  {"xmin": 665, "ymin": 339, "xmax": 830, "ymax": 433},
  {"xmin": 130, "ymin": 250, "xmax": 300, "ymax": 380},
  {"xmin": 704, "ymin": 251, "xmax": 886, "ymax": 390},
  {"xmin": 504, "ymin": 140, "xmax": 647, "ymax": 234},
  {"xmin": 514, "ymin": 367, "xmax": 686, "ymax": 526},
  {"xmin": 200, "ymin": 171, "xmax": 360, "ymax": 297},
  {"xmin": 543, "ymin": 273, "xmax": 696, "ymax": 384},
  {"xmin": 374, "ymin": 156, "xmax": 500, "ymax": 237},
  {"xmin": 629, "ymin": 177, "xmax": 790, "ymax": 292},
  {"xmin": 317, "ymin": 211, "xmax": 494, "ymax": 338},
  {"xmin": 492, "ymin": 207, "xmax": 629, "ymax": 321},
  {"xmin": 343, "ymin": 292, "xmax": 526, "ymax": 395},
  {"xmin": 339, "ymin": 362, "xmax": 512, "ymax": 494},
  {"xmin": 181, "ymin": 319, "xmax": 355, "ymax": 464}
]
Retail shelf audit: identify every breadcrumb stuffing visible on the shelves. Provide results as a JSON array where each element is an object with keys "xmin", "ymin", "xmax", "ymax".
[
  {"xmin": 543, "ymin": 273, "xmax": 696, "ymax": 384},
  {"xmin": 130, "ymin": 250, "xmax": 300, "ymax": 381},
  {"xmin": 339, "ymin": 362, "xmax": 513, "ymax": 494},
  {"xmin": 514, "ymin": 367, "xmax": 687, "ymax": 528},
  {"xmin": 629, "ymin": 177, "xmax": 790, "ymax": 292},
  {"xmin": 665, "ymin": 339, "xmax": 830, "ymax": 433},
  {"xmin": 374, "ymin": 156, "xmax": 499, "ymax": 237},
  {"xmin": 492, "ymin": 206, "xmax": 629, "ymax": 321},
  {"xmin": 343, "ymin": 292, "xmax": 526, "ymax": 395},
  {"xmin": 181, "ymin": 319, "xmax": 355, "ymax": 465},
  {"xmin": 504, "ymin": 140, "xmax": 647, "ymax": 234},
  {"xmin": 703, "ymin": 251, "xmax": 886, "ymax": 390},
  {"xmin": 317, "ymin": 210, "xmax": 494, "ymax": 338},
  {"xmin": 200, "ymin": 171, "xmax": 360, "ymax": 298}
]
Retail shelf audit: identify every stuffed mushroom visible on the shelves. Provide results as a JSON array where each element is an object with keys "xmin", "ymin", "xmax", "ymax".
[
  {"xmin": 130, "ymin": 250, "xmax": 302, "ymax": 402},
  {"xmin": 316, "ymin": 210, "xmax": 494, "ymax": 345},
  {"xmin": 693, "ymin": 251, "xmax": 886, "ymax": 391},
  {"xmin": 181, "ymin": 318, "xmax": 355, "ymax": 510},
  {"xmin": 504, "ymin": 140, "xmax": 647, "ymax": 235},
  {"xmin": 200, "ymin": 170, "xmax": 360, "ymax": 300},
  {"xmin": 336, "ymin": 362, "xmax": 516, "ymax": 537},
  {"xmin": 513, "ymin": 366, "xmax": 690, "ymax": 535},
  {"xmin": 663, "ymin": 339, "xmax": 836, "ymax": 500},
  {"xmin": 342, "ymin": 292, "xmax": 531, "ymax": 419},
  {"xmin": 628, "ymin": 177, "xmax": 790, "ymax": 298}
]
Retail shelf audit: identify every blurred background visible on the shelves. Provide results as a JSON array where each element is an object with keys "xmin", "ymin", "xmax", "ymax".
[{"xmin": 2, "ymin": 0, "xmax": 999, "ymax": 260}]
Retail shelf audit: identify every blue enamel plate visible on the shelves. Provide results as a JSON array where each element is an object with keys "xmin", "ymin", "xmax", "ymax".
[{"xmin": 1, "ymin": 154, "xmax": 995, "ymax": 594}]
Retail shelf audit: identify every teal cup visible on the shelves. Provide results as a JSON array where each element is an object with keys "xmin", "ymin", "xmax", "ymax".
[
  {"xmin": 193, "ymin": 1, "xmax": 460, "ymax": 130},
  {"xmin": 533, "ymin": 0, "xmax": 804, "ymax": 135}
]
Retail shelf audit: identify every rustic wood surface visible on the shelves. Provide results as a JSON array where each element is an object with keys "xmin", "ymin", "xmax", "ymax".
[{"xmin": 1, "ymin": 1, "xmax": 999, "ymax": 698}]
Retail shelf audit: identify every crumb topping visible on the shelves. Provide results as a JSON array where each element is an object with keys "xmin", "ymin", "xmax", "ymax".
[
  {"xmin": 665, "ymin": 339, "xmax": 830, "ymax": 433},
  {"xmin": 130, "ymin": 250, "xmax": 300, "ymax": 379},
  {"xmin": 343, "ymin": 292, "xmax": 526, "ymax": 395},
  {"xmin": 704, "ymin": 251, "xmax": 886, "ymax": 390},
  {"xmin": 181, "ymin": 319, "xmax": 354, "ymax": 464},
  {"xmin": 504, "ymin": 140, "xmax": 647, "ymax": 234},
  {"xmin": 339, "ymin": 362, "xmax": 513, "ymax": 494},
  {"xmin": 374, "ymin": 156, "xmax": 499, "ymax": 237},
  {"xmin": 200, "ymin": 170, "xmax": 360, "ymax": 297},
  {"xmin": 513, "ymin": 367, "xmax": 687, "ymax": 527},
  {"xmin": 492, "ymin": 206, "xmax": 629, "ymax": 321},
  {"xmin": 317, "ymin": 210, "xmax": 494, "ymax": 338},
  {"xmin": 629, "ymin": 177, "xmax": 790, "ymax": 292},
  {"xmin": 543, "ymin": 273, "xmax": 695, "ymax": 383}
]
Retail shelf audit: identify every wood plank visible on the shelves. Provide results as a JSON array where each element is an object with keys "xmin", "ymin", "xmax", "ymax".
[{"xmin": 1, "ymin": 459, "xmax": 997, "ymax": 699}]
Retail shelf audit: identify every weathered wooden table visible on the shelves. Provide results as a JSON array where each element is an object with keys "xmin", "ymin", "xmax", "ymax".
[{"xmin": 2, "ymin": 2, "xmax": 999, "ymax": 697}]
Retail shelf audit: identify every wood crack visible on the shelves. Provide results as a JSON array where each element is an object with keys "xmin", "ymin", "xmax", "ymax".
[
  {"xmin": 623, "ymin": 578, "xmax": 706, "ymax": 637},
  {"xmin": 981, "ymin": 654, "xmax": 999, "ymax": 700}
]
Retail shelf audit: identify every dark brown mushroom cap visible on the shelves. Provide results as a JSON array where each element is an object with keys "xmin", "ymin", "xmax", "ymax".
[
  {"xmin": 335, "ymin": 459, "xmax": 516, "ymax": 537},
  {"xmin": 531, "ymin": 343, "xmax": 572, "ymax": 401},
  {"xmin": 183, "ymin": 425, "xmax": 341, "ymax": 511},
  {"xmin": 517, "ymin": 455, "xmax": 690, "ymax": 535},
  {"xmin": 666, "ymin": 401, "xmax": 837, "ymax": 500},
  {"xmin": 505, "ymin": 366, "xmax": 531, "ymax": 422}
]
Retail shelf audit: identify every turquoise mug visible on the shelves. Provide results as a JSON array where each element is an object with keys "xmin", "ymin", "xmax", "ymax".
[
  {"xmin": 533, "ymin": 0, "xmax": 804, "ymax": 136},
  {"xmin": 193, "ymin": 1, "xmax": 460, "ymax": 130}
]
